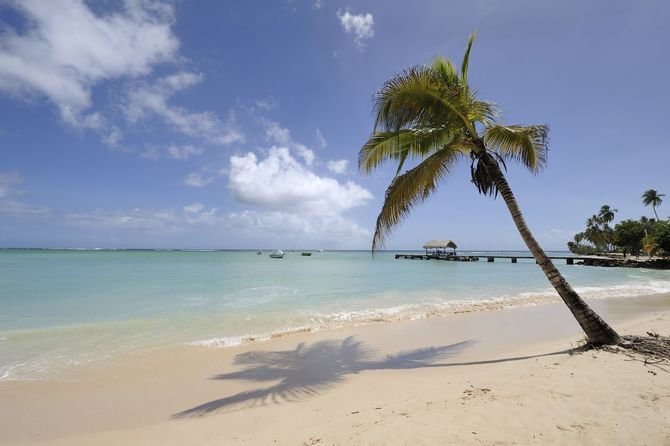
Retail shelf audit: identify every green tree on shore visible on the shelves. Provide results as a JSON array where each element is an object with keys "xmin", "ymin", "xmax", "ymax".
[
  {"xmin": 614, "ymin": 220, "xmax": 646, "ymax": 256},
  {"xmin": 568, "ymin": 205, "xmax": 616, "ymax": 255},
  {"xmin": 358, "ymin": 34, "xmax": 620, "ymax": 345},
  {"xmin": 642, "ymin": 189, "xmax": 665, "ymax": 220}
]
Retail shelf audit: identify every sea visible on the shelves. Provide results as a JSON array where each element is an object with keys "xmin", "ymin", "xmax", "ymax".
[{"xmin": 1, "ymin": 249, "xmax": 670, "ymax": 381}]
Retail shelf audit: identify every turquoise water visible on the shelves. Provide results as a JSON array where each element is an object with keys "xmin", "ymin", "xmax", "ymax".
[{"xmin": 1, "ymin": 249, "xmax": 670, "ymax": 380}]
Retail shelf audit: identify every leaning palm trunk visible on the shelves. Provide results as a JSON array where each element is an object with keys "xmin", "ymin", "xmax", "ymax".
[
  {"xmin": 361, "ymin": 34, "xmax": 622, "ymax": 346},
  {"xmin": 481, "ymin": 153, "xmax": 621, "ymax": 345}
]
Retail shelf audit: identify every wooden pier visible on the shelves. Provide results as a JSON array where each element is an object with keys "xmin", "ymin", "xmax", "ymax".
[{"xmin": 395, "ymin": 254, "xmax": 596, "ymax": 265}]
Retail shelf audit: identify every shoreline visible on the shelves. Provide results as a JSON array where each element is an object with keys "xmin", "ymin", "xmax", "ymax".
[
  {"xmin": 4, "ymin": 278, "xmax": 670, "ymax": 383},
  {"xmin": 1, "ymin": 292, "xmax": 669, "ymax": 444}
]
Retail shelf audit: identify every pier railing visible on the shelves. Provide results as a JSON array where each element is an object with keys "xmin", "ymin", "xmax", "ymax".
[{"xmin": 394, "ymin": 254, "xmax": 599, "ymax": 265}]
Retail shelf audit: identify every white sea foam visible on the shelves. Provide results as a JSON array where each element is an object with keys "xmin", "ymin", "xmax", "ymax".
[{"xmin": 188, "ymin": 279, "xmax": 670, "ymax": 350}]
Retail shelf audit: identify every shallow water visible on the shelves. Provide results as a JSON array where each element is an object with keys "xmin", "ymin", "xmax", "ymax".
[{"xmin": 1, "ymin": 249, "xmax": 669, "ymax": 380}]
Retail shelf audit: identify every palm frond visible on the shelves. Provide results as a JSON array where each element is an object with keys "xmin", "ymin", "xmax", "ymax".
[
  {"xmin": 371, "ymin": 146, "xmax": 466, "ymax": 252},
  {"xmin": 483, "ymin": 124, "xmax": 549, "ymax": 173},
  {"xmin": 461, "ymin": 32, "xmax": 476, "ymax": 83},
  {"xmin": 642, "ymin": 189, "xmax": 664, "ymax": 206},
  {"xmin": 432, "ymin": 56, "xmax": 459, "ymax": 85},
  {"xmin": 359, "ymin": 126, "xmax": 462, "ymax": 174},
  {"xmin": 372, "ymin": 66, "xmax": 477, "ymax": 138},
  {"xmin": 469, "ymin": 99, "xmax": 499, "ymax": 127}
]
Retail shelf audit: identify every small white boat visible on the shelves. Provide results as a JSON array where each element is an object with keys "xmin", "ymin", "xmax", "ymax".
[{"xmin": 269, "ymin": 249, "xmax": 284, "ymax": 259}]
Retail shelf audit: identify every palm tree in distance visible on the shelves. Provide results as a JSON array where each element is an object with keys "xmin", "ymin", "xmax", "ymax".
[
  {"xmin": 359, "ymin": 34, "xmax": 620, "ymax": 345},
  {"xmin": 598, "ymin": 205, "xmax": 617, "ymax": 224},
  {"xmin": 642, "ymin": 189, "xmax": 665, "ymax": 220}
]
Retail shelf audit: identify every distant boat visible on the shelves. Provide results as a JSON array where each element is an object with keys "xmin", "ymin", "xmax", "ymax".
[
  {"xmin": 256, "ymin": 250, "xmax": 262, "ymax": 255},
  {"xmin": 301, "ymin": 252, "xmax": 312, "ymax": 256},
  {"xmin": 318, "ymin": 249, "xmax": 324, "ymax": 253},
  {"xmin": 269, "ymin": 249, "xmax": 284, "ymax": 259}
]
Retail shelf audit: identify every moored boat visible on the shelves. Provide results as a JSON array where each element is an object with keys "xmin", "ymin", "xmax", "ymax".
[{"xmin": 269, "ymin": 249, "xmax": 284, "ymax": 258}]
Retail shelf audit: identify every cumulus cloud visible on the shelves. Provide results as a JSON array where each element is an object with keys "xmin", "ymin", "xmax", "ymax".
[
  {"xmin": 226, "ymin": 210, "xmax": 369, "ymax": 240},
  {"xmin": 337, "ymin": 9, "xmax": 375, "ymax": 49},
  {"xmin": 229, "ymin": 147, "xmax": 371, "ymax": 216},
  {"xmin": 263, "ymin": 119, "xmax": 315, "ymax": 165},
  {"xmin": 326, "ymin": 159, "xmax": 348, "ymax": 175},
  {"xmin": 224, "ymin": 134, "xmax": 374, "ymax": 243},
  {"xmin": 0, "ymin": 0, "xmax": 178, "ymax": 134},
  {"xmin": 124, "ymin": 72, "xmax": 244, "ymax": 145}
]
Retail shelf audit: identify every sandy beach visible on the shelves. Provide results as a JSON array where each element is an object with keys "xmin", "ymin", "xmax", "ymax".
[{"xmin": 1, "ymin": 293, "xmax": 669, "ymax": 445}]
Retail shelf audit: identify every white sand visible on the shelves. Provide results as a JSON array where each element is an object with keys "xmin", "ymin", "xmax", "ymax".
[{"xmin": 1, "ymin": 294, "xmax": 670, "ymax": 445}]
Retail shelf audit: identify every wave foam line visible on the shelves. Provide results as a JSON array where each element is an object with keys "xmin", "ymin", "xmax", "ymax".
[{"xmin": 190, "ymin": 279, "xmax": 670, "ymax": 350}]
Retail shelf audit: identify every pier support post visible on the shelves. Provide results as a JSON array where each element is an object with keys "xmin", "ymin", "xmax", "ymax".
[
  {"xmin": 511, "ymin": 257, "xmax": 517, "ymax": 263},
  {"xmin": 567, "ymin": 258, "xmax": 574, "ymax": 265},
  {"xmin": 487, "ymin": 257, "xmax": 494, "ymax": 262}
]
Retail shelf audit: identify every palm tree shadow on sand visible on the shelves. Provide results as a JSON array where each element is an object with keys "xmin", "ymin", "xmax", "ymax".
[{"xmin": 174, "ymin": 336, "xmax": 568, "ymax": 418}]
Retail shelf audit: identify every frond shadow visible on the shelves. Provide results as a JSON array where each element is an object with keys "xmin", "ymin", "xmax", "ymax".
[{"xmin": 174, "ymin": 336, "xmax": 474, "ymax": 418}]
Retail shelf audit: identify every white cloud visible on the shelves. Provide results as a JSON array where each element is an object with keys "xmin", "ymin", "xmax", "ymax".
[
  {"xmin": 226, "ymin": 210, "xmax": 369, "ymax": 241},
  {"xmin": 64, "ymin": 208, "xmax": 179, "ymax": 231},
  {"xmin": 263, "ymin": 119, "xmax": 315, "ymax": 165},
  {"xmin": 315, "ymin": 128, "xmax": 327, "ymax": 149},
  {"xmin": 326, "ymin": 159, "xmax": 348, "ymax": 175},
  {"xmin": 166, "ymin": 144, "xmax": 205, "ymax": 160},
  {"xmin": 229, "ymin": 147, "xmax": 372, "ymax": 216},
  {"xmin": 184, "ymin": 172, "xmax": 215, "ymax": 188},
  {"xmin": 0, "ymin": 200, "xmax": 50, "ymax": 216},
  {"xmin": 0, "ymin": 171, "xmax": 50, "ymax": 216},
  {"xmin": 0, "ymin": 171, "xmax": 23, "ymax": 199},
  {"xmin": 140, "ymin": 146, "xmax": 161, "ymax": 160},
  {"xmin": 140, "ymin": 143, "xmax": 205, "ymax": 161},
  {"xmin": 337, "ymin": 9, "xmax": 375, "ymax": 49},
  {"xmin": 64, "ymin": 203, "xmax": 221, "ymax": 230},
  {"xmin": 0, "ymin": 0, "xmax": 178, "ymax": 133},
  {"xmin": 183, "ymin": 202, "xmax": 219, "ymax": 224},
  {"xmin": 313, "ymin": 0, "xmax": 325, "ymax": 10},
  {"xmin": 227, "ymin": 143, "xmax": 372, "ymax": 243},
  {"xmin": 255, "ymin": 97, "xmax": 279, "ymax": 111},
  {"xmin": 124, "ymin": 72, "xmax": 244, "ymax": 145}
]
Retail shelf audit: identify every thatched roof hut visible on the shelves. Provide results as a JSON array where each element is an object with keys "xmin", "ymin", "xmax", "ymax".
[{"xmin": 423, "ymin": 240, "xmax": 457, "ymax": 254}]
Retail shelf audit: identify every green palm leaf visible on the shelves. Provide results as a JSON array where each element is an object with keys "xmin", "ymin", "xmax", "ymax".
[
  {"xmin": 483, "ymin": 125, "xmax": 549, "ymax": 173},
  {"xmin": 460, "ymin": 32, "xmax": 476, "ymax": 83},
  {"xmin": 371, "ymin": 146, "xmax": 466, "ymax": 251},
  {"xmin": 372, "ymin": 66, "xmax": 479, "ymax": 138},
  {"xmin": 358, "ymin": 126, "xmax": 461, "ymax": 174}
]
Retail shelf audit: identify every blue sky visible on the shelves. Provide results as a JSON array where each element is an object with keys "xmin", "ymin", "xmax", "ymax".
[{"xmin": 0, "ymin": 0, "xmax": 668, "ymax": 250}]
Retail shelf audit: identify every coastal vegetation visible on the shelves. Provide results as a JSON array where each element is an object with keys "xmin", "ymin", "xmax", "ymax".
[
  {"xmin": 568, "ymin": 191, "xmax": 668, "ymax": 257},
  {"xmin": 358, "ymin": 34, "xmax": 620, "ymax": 345}
]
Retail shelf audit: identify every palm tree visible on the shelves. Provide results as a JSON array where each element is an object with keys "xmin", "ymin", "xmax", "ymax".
[
  {"xmin": 642, "ymin": 189, "xmax": 665, "ymax": 220},
  {"xmin": 598, "ymin": 205, "xmax": 617, "ymax": 225},
  {"xmin": 359, "ymin": 34, "xmax": 620, "ymax": 346}
]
